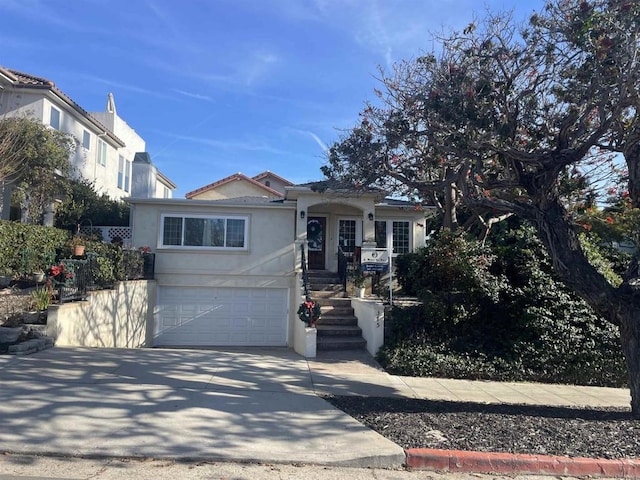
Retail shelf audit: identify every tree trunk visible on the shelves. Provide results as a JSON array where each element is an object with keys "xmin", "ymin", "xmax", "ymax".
[
  {"xmin": 619, "ymin": 311, "xmax": 640, "ymax": 417},
  {"xmin": 443, "ymin": 182, "xmax": 458, "ymax": 231},
  {"xmin": 529, "ymin": 196, "xmax": 640, "ymax": 417}
]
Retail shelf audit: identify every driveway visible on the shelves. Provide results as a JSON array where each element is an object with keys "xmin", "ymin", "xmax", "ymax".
[{"xmin": 0, "ymin": 347, "xmax": 405, "ymax": 467}]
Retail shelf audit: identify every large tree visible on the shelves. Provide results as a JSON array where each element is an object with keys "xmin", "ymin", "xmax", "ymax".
[
  {"xmin": 0, "ymin": 116, "xmax": 74, "ymax": 223},
  {"xmin": 323, "ymin": 0, "xmax": 640, "ymax": 415}
]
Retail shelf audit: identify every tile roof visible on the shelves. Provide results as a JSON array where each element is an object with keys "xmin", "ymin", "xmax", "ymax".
[
  {"xmin": 185, "ymin": 172, "xmax": 285, "ymax": 199},
  {"xmin": 0, "ymin": 66, "xmax": 125, "ymax": 147},
  {"xmin": 252, "ymin": 171, "xmax": 293, "ymax": 186}
]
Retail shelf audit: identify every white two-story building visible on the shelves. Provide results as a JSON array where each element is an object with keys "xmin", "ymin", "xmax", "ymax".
[{"xmin": 0, "ymin": 66, "xmax": 176, "ymax": 221}]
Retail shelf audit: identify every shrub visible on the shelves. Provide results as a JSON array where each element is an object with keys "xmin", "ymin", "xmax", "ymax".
[
  {"xmin": 378, "ymin": 222, "xmax": 628, "ymax": 387},
  {"xmin": 0, "ymin": 220, "xmax": 68, "ymax": 275}
]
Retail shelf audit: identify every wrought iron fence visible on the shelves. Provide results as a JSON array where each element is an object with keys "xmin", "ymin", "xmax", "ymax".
[{"xmin": 53, "ymin": 250, "xmax": 155, "ymax": 304}]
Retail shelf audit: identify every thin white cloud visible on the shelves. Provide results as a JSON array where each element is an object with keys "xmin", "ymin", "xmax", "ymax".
[
  {"xmin": 173, "ymin": 89, "xmax": 213, "ymax": 102},
  {"xmin": 77, "ymin": 74, "xmax": 174, "ymax": 100},
  {"xmin": 293, "ymin": 129, "xmax": 329, "ymax": 152},
  {"xmin": 153, "ymin": 130, "xmax": 288, "ymax": 155}
]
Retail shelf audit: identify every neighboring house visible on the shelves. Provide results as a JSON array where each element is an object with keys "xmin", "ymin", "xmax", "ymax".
[
  {"xmin": 129, "ymin": 177, "xmax": 428, "ymax": 354},
  {"xmin": 185, "ymin": 171, "xmax": 291, "ymax": 200},
  {"xmin": 0, "ymin": 66, "xmax": 176, "ymax": 221}
]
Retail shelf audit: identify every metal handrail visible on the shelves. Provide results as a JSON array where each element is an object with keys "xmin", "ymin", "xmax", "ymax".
[
  {"xmin": 300, "ymin": 242, "xmax": 310, "ymax": 297},
  {"xmin": 337, "ymin": 246, "xmax": 347, "ymax": 290}
]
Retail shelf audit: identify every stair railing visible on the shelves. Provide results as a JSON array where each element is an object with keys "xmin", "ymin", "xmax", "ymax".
[
  {"xmin": 300, "ymin": 242, "xmax": 310, "ymax": 297},
  {"xmin": 337, "ymin": 246, "xmax": 348, "ymax": 290}
]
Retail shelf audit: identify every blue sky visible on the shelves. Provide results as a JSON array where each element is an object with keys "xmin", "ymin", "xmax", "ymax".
[{"xmin": 0, "ymin": 0, "xmax": 544, "ymax": 197}]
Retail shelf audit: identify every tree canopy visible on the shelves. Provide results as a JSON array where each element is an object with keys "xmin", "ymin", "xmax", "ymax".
[
  {"xmin": 0, "ymin": 116, "xmax": 74, "ymax": 223},
  {"xmin": 323, "ymin": 0, "xmax": 640, "ymax": 416}
]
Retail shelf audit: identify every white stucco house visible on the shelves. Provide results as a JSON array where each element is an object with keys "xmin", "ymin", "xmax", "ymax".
[
  {"xmin": 128, "ymin": 176, "xmax": 429, "ymax": 356},
  {"xmin": 0, "ymin": 66, "xmax": 176, "ymax": 220}
]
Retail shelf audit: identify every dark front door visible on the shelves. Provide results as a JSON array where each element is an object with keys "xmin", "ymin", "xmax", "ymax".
[{"xmin": 307, "ymin": 217, "xmax": 325, "ymax": 270}]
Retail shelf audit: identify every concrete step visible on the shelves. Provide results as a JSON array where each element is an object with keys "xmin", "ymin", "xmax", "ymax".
[
  {"xmin": 310, "ymin": 290, "xmax": 347, "ymax": 299},
  {"xmin": 316, "ymin": 325, "xmax": 362, "ymax": 336},
  {"xmin": 317, "ymin": 336, "xmax": 367, "ymax": 350},
  {"xmin": 320, "ymin": 305, "xmax": 355, "ymax": 316},
  {"xmin": 316, "ymin": 316, "xmax": 358, "ymax": 326},
  {"xmin": 309, "ymin": 283, "xmax": 343, "ymax": 292},
  {"xmin": 316, "ymin": 297, "xmax": 352, "ymax": 307},
  {"xmin": 308, "ymin": 270, "xmax": 340, "ymax": 279}
]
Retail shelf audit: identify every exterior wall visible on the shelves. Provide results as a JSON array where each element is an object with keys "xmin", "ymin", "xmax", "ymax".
[
  {"xmin": 255, "ymin": 176, "xmax": 289, "ymax": 195},
  {"xmin": 352, "ymin": 298, "xmax": 385, "ymax": 356},
  {"xmin": 131, "ymin": 202, "xmax": 296, "ymax": 283},
  {"xmin": 46, "ymin": 280, "xmax": 155, "ymax": 348},
  {"xmin": 0, "ymin": 90, "xmax": 125, "ymax": 199},
  {"xmin": 91, "ymin": 110, "xmax": 145, "ymax": 199},
  {"xmin": 130, "ymin": 200, "xmax": 298, "ymax": 346},
  {"xmin": 190, "ymin": 181, "xmax": 279, "ymax": 200}
]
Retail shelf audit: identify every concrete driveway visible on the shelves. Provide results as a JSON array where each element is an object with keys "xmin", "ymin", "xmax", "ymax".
[{"xmin": 0, "ymin": 347, "xmax": 405, "ymax": 467}]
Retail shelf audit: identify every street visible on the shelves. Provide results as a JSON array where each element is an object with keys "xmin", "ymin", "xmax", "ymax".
[{"xmin": 0, "ymin": 455, "xmax": 623, "ymax": 480}]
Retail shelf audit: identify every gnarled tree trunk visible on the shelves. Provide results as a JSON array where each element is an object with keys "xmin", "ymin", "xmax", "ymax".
[{"xmin": 529, "ymin": 197, "xmax": 640, "ymax": 417}]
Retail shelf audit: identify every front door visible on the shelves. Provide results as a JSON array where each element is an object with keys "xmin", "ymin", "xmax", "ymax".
[{"xmin": 307, "ymin": 217, "xmax": 325, "ymax": 270}]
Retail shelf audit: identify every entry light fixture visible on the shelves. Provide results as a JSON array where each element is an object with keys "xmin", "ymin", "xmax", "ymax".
[
  {"xmin": 300, "ymin": 210, "xmax": 306, "ymax": 219},
  {"xmin": 368, "ymin": 212, "xmax": 374, "ymax": 221}
]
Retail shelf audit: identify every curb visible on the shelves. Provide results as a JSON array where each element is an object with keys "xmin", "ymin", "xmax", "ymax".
[{"xmin": 405, "ymin": 448, "xmax": 640, "ymax": 477}]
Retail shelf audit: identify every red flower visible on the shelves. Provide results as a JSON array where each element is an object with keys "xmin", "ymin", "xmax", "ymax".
[{"xmin": 606, "ymin": 216, "xmax": 614, "ymax": 224}]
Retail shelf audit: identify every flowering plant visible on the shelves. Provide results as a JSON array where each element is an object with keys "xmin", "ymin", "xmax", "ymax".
[
  {"xmin": 139, "ymin": 246, "xmax": 151, "ymax": 254},
  {"xmin": 297, "ymin": 296, "xmax": 321, "ymax": 326},
  {"xmin": 48, "ymin": 263, "xmax": 74, "ymax": 285}
]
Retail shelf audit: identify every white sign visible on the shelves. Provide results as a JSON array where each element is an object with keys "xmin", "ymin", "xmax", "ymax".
[{"xmin": 360, "ymin": 248, "xmax": 388, "ymax": 264}]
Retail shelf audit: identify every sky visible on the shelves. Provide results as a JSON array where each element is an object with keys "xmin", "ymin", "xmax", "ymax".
[{"xmin": 0, "ymin": 0, "xmax": 545, "ymax": 198}]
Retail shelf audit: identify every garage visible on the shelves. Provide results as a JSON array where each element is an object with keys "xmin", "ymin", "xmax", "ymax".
[{"xmin": 154, "ymin": 287, "xmax": 289, "ymax": 347}]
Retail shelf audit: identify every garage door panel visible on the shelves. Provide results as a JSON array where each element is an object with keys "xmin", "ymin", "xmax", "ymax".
[{"xmin": 155, "ymin": 287, "xmax": 288, "ymax": 347}]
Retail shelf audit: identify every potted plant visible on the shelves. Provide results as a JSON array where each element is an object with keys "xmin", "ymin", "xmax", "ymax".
[
  {"xmin": 25, "ymin": 285, "xmax": 52, "ymax": 323},
  {"xmin": 32, "ymin": 269, "xmax": 45, "ymax": 283},
  {"xmin": 351, "ymin": 268, "xmax": 367, "ymax": 298},
  {"xmin": 70, "ymin": 235, "xmax": 86, "ymax": 257},
  {"xmin": 0, "ymin": 268, "xmax": 12, "ymax": 288}
]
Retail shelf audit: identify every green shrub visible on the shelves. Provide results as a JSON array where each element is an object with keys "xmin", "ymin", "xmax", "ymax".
[
  {"xmin": 0, "ymin": 220, "xmax": 68, "ymax": 275},
  {"xmin": 378, "ymin": 222, "xmax": 628, "ymax": 387}
]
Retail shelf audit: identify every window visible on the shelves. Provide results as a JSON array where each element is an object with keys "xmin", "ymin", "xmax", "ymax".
[
  {"xmin": 124, "ymin": 160, "xmax": 131, "ymax": 193},
  {"xmin": 392, "ymin": 221, "xmax": 410, "ymax": 254},
  {"xmin": 97, "ymin": 139, "xmax": 107, "ymax": 166},
  {"xmin": 49, "ymin": 107, "xmax": 60, "ymax": 130},
  {"xmin": 117, "ymin": 156, "xmax": 125, "ymax": 189},
  {"xmin": 338, "ymin": 219, "xmax": 357, "ymax": 255},
  {"xmin": 375, "ymin": 220, "xmax": 411, "ymax": 254},
  {"xmin": 161, "ymin": 214, "xmax": 248, "ymax": 249},
  {"xmin": 82, "ymin": 130, "xmax": 91, "ymax": 149},
  {"xmin": 375, "ymin": 221, "xmax": 387, "ymax": 249}
]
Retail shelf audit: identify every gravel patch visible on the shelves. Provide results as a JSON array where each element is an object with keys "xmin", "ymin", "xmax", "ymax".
[{"xmin": 324, "ymin": 395, "xmax": 640, "ymax": 459}]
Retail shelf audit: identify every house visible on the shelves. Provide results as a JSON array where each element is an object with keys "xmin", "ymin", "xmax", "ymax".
[
  {"xmin": 0, "ymin": 66, "xmax": 176, "ymax": 221},
  {"xmin": 185, "ymin": 171, "xmax": 292, "ymax": 200},
  {"xmin": 129, "ymin": 175, "xmax": 429, "ymax": 356}
]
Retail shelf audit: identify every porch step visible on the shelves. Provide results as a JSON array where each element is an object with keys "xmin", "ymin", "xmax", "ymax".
[
  {"xmin": 316, "ymin": 315, "xmax": 358, "ymax": 326},
  {"xmin": 317, "ymin": 336, "xmax": 367, "ymax": 351},
  {"xmin": 309, "ymin": 282, "xmax": 344, "ymax": 293},
  {"xmin": 310, "ymin": 289, "xmax": 347, "ymax": 299},
  {"xmin": 316, "ymin": 325, "xmax": 362, "ymax": 336}
]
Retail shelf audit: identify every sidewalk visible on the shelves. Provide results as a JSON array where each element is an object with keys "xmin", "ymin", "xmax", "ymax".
[
  {"xmin": 309, "ymin": 350, "xmax": 631, "ymax": 408},
  {"xmin": 0, "ymin": 347, "xmax": 633, "ymax": 477}
]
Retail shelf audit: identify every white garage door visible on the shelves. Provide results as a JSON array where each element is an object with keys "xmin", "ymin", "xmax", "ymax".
[{"xmin": 154, "ymin": 287, "xmax": 288, "ymax": 347}]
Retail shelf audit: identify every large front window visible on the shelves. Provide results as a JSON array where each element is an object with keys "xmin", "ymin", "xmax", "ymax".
[{"xmin": 161, "ymin": 214, "xmax": 248, "ymax": 249}]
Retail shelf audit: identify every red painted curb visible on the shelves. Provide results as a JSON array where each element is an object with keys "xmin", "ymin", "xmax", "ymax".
[{"xmin": 405, "ymin": 448, "xmax": 640, "ymax": 477}]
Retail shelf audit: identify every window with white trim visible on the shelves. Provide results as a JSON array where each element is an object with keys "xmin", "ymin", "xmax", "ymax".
[
  {"xmin": 97, "ymin": 139, "xmax": 107, "ymax": 166},
  {"xmin": 124, "ymin": 160, "xmax": 131, "ymax": 193},
  {"xmin": 375, "ymin": 220, "xmax": 411, "ymax": 254},
  {"xmin": 82, "ymin": 130, "xmax": 91, "ymax": 149},
  {"xmin": 161, "ymin": 214, "xmax": 248, "ymax": 249},
  {"xmin": 49, "ymin": 107, "xmax": 60, "ymax": 130},
  {"xmin": 117, "ymin": 155, "xmax": 125, "ymax": 189}
]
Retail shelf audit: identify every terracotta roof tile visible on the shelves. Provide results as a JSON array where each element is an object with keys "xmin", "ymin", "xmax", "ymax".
[{"xmin": 185, "ymin": 172, "xmax": 285, "ymax": 199}]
